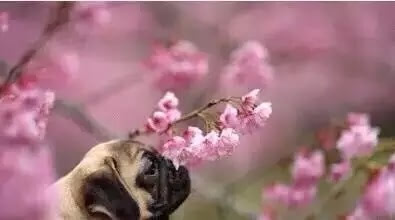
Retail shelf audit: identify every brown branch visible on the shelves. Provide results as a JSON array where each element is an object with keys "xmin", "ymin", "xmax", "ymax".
[
  {"xmin": 1, "ymin": 2, "xmax": 75, "ymax": 91},
  {"xmin": 128, "ymin": 97, "xmax": 235, "ymax": 139}
]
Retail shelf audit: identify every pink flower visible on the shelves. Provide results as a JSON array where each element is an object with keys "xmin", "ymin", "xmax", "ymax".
[
  {"xmin": 224, "ymin": 41, "xmax": 273, "ymax": 88},
  {"xmin": 240, "ymin": 102, "xmax": 272, "ymax": 134},
  {"xmin": 165, "ymin": 109, "xmax": 181, "ymax": 122},
  {"xmin": 198, "ymin": 131, "xmax": 220, "ymax": 161},
  {"xmin": 264, "ymin": 183, "xmax": 317, "ymax": 208},
  {"xmin": 264, "ymin": 183, "xmax": 291, "ymax": 205},
  {"xmin": 288, "ymin": 185, "xmax": 317, "ymax": 207},
  {"xmin": 183, "ymin": 126, "xmax": 204, "ymax": 143},
  {"xmin": 347, "ymin": 112, "xmax": 370, "ymax": 127},
  {"xmin": 219, "ymin": 104, "xmax": 240, "ymax": 129},
  {"xmin": 241, "ymin": 89, "xmax": 260, "ymax": 107},
  {"xmin": 337, "ymin": 125, "xmax": 379, "ymax": 160},
  {"xmin": 25, "ymin": 51, "xmax": 80, "ymax": 88},
  {"xmin": 72, "ymin": 2, "xmax": 111, "ymax": 32},
  {"xmin": 160, "ymin": 136, "xmax": 187, "ymax": 169},
  {"xmin": 253, "ymin": 102, "xmax": 273, "ymax": 125},
  {"xmin": 158, "ymin": 92, "xmax": 179, "ymax": 111},
  {"xmin": 359, "ymin": 163, "xmax": 395, "ymax": 218},
  {"xmin": 146, "ymin": 111, "xmax": 169, "ymax": 133},
  {"xmin": 0, "ymin": 80, "xmax": 56, "ymax": 219},
  {"xmin": 328, "ymin": 161, "xmax": 351, "ymax": 182},
  {"xmin": 291, "ymin": 150, "xmax": 325, "ymax": 186},
  {"xmin": 218, "ymin": 128, "xmax": 240, "ymax": 157},
  {"xmin": 146, "ymin": 40, "xmax": 208, "ymax": 91}
]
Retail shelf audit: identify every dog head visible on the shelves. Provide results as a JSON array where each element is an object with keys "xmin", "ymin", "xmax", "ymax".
[{"xmin": 55, "ymin": 139, "xmax": 190, "ymax": 220}]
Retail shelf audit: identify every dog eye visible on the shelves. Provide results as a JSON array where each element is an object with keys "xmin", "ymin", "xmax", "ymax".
[{"xmin": 144, "ymin": 160, "xmax": 157, "ymax": 176}]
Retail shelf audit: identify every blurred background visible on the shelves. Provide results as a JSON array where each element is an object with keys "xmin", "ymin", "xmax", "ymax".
[{"xmin": 1, "ymin": 2, "xmax": 395, "ymax": 219}]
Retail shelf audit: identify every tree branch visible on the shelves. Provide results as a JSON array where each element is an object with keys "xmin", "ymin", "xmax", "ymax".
[{"xmin": 1, "ymin": 2, "xmax": 75, "ymax": 91}]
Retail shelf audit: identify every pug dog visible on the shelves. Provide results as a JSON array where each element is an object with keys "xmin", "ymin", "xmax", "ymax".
[{"xmin": 51, "ymin": 139, "xmax": 190, "ymax": 220}]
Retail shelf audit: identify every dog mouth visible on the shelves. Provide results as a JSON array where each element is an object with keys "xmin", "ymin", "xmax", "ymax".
[{"xmin": 136, "ymin": 151, "xmax": 191, "ymax": 217}]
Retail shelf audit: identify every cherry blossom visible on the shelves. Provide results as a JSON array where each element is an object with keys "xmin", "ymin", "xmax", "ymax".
[
  {"xmin": 337, "ymin": 125, "xmax": 380, "ymax": 160},
  {"xmin": 224, "ymin": 41, "xmax": 274, "ymax": 88},
  {"xmin": 146, "ymin": 111, "xmax": 169, "ymax": 133},
  {"xmin": 264, "ymin": 183, "xmax": 317, "ymax": 208},
  {"xmin": 0, "ymin": 78, "xmax": 56, "ymax": 220},
  {"xmin": 72, "ymin": 2, "xmax": 111, "ymax": 33},
  {"xmin": 218, "ymin": 128, "xmax": 240, "ymax": 157},
  {"xmin": 291, "ymin": 150, "xmax": 325, "ymax": 186},
  {"xmin": 219, "ymin": 104, "xmax": 239, "ymax": 129},
  {"xmin": 347, "ymin": 112, "xmax": 370, "ymax": 127},
  {"xmin": 146, "ymin": 40, "xmax": 209, "ymax": 91},
  {"xmin": 25, "ymin": 51, "xmax": 80, "ymax": 88},
  {"xmin": 158, "ymin": 91, "xmax": 179, "ymax": 111},
  {"xmin": 359, "ymin": 161, "xmax": 395, "ymax": 218}
]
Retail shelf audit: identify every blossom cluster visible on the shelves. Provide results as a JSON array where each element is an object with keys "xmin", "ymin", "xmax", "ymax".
[
  {"xmin": 263, "ymin": 149, "xmax": 325, "ymax": 207},
  {"xmin": 259, "ymin": 112, "xmax": 383, "ymax": 219},
  {"xmin": 329, "ymin": 113, "xmax": 380, "ymax": 182},
  {"xmin": 0, "ymin": 77, "xmax": 55, "ymax": 219},
  {"xmin": 220, "ymin": 89, "xmax": 272, "ymax": 134},
  {"xmin": 140, "ymin": 89, "xmax": 272, "ymax": 169},
  {"xmin": 145, "ymin": 40, "xmax": 209, "ymax": 91},
  {"xmin": 224, "ymin": 41, "xmax": 274, "ymax": 88},
  {"xmin": 144, "ymin": 91, "xmax": 181, "ymax": 133}
]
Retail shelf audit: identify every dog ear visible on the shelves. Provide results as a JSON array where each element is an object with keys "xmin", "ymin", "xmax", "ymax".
[{"xmin": 82, "ymin": 158, "xmax": 141, "ymax": 220}]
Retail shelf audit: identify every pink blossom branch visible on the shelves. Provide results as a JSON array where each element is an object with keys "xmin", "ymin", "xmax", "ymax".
[
  {"xmin": 128, "ymin": 96, "xmax": 237, "ymax": 139},
  {"xmin": 1, "ymin": 2, "xmax": 75, "ymax": 91}
]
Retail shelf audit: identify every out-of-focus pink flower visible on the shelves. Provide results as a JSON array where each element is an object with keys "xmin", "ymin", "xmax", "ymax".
[
  {"xmin": 264, "ymin": 183, "xmax": 317, "ymax": 208},
  {"xmin": 146, "ymin": 40, "xmax": 208, "ymax": 91},
  {"xmin": 346, "ymin": 205, "xmax": 371, "ymax": 220},
  {"xmin": 0, "ymin": 79, "xmax": 56, "ymax": 220},
  {"xmin": 337, "ymin": 125, "xmax": 379, "ymax": 160},
  {"xmin": 329, "ymin": 161, "xmax": 351, "ymax": 182},
  {"xmin": 158, "ymin": 91, "xmax": 179, "ymax": 111},
  {"xmin": 72, "ymin": 2, "xmax": 111, "ymax": 33},
  {"xmin": 219, "ymin": 104, "xmax": 239, "ymax": 129},
  {"xmin": 25, "ymin": 51, "xmax": 80, "ymax": 88},
  {"xmin": 347, "ymin": 112, "xmax": 370, "ymax": 127},
  {"xmin": 291, "ymin": 150, "xmax": 325, "ymax": 186},
  {"xmin": 0, "ymin": 11, "xmax": 8, "ymax": 32},
  {"xmin": 146, "ymin": 111, "xmax": 169, "ymax": 133},
  {"xmin": 224, "ymin": 41, "xmax": 273, "ymax": 88},
  {"xmin": 264, "ymin": 183, "xmax": 291, "ymax": 205},
  {"xmin": 359, "ymin": 162, "xmax": 395, "ymax": 218}
]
